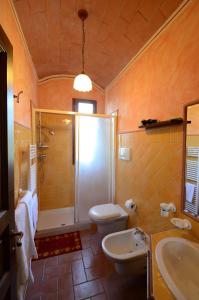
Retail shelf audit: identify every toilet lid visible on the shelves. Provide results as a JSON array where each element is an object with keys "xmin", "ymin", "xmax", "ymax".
[{"xmin": 89, "ymin": 204, "xmax": 121, "ymax": 221}]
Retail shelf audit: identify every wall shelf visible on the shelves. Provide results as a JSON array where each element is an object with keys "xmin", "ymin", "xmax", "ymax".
[{"xmin": 139, "ymin": 118, "xmax": 191, "ymax": 130}]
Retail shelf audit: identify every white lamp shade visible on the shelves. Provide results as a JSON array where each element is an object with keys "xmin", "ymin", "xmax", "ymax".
[{"xmin": 73, "ymin": 73, "xmax": 92, "ymax": 92}]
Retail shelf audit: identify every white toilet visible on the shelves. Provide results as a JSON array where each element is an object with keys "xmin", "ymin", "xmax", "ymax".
[
  {"xmin": 88, "ymin": 203, "xmax": 128, "ymax": 235},
  {"xmin": 102, "ymin": 227, "xmax": 149, "ymax": 275}
]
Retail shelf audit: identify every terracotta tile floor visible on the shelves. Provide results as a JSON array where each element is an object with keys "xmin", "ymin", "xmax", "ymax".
[{"xmin": 26, "ymin": 229, "xmax": 147, "ymax": 300}]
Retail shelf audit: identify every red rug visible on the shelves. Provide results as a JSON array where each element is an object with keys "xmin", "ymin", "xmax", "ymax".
[{"xmin": 34, "ymin": 231, "xmax": 82, "ymax": 260}]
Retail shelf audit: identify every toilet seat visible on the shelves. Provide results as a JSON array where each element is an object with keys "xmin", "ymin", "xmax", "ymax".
[{"xmin": 89, "ymin": 203, "xmax": 121, "ymax": 221}]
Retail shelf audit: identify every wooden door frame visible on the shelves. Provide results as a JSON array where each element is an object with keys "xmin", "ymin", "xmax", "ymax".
[{"xmin": 0, "ymin": 25, "xmax": 15, "ymax": 299}]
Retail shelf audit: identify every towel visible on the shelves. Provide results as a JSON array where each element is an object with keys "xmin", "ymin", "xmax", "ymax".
[
  {"xmin": 32, "ymin": 193, "xmax": 38, "ymax": 234},
  {"xmin": 186, "ymin": 182, "xmax": 195, "ymax": 203},
  {"xmin": 15, "ymin": 191, "xmax": 38, "ymax": 300},
  {"xmin": 19, "ymin": 191, "xmax": 35, "ymax": 239}
]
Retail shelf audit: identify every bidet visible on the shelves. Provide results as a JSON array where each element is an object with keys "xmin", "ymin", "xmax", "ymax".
[{"xmin": 102, "ymin": 227, "xmax": 149, "ymax": 275}]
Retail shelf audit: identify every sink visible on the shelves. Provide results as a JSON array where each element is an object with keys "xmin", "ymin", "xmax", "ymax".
[{"xmin": 155, "ymin": 237, "xmax": 199, "ymax": 300}]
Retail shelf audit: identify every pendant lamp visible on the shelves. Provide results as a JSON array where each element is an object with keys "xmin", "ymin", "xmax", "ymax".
[{"xmin": 73, "ymin": 9, "xmax": 92, "ymax": 92}]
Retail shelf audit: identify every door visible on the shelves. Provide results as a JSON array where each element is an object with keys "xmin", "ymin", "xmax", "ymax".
[{"xmin": 0, "ymin": 26, "xmax": 16, "ymax": 300}]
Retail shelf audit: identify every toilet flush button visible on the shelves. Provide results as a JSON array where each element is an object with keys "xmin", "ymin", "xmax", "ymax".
[{"xmin": 119, "ymin": 148, "xmax": 131, "ymax": 160}]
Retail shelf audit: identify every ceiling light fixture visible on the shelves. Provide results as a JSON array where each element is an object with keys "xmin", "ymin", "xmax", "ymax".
[{"xmin": 73, "ymin": 9, "xmax": 92, "ymax": 92}]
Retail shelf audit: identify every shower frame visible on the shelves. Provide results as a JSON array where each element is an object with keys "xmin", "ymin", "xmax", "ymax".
[{"xmin": 32, "ymin": 108, "xmax": 117, "ymax": 223}]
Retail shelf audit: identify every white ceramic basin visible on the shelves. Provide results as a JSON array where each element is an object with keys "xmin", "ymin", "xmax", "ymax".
[
  {"xmin": 102, "ymin": 228, "xmax": 149, "ymax": 275},
  {"xmin": 102, "ymin": 228, "xmax": 149, "ymax": 262},
  {"xmin": 156, "ymin": 237, "xmax": 199, "ymax": 300}
]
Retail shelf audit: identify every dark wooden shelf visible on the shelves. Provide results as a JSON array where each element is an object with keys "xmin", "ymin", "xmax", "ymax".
[{"xmin": 139, "ymin": 119, "xmax": 191, "ymax": 130}]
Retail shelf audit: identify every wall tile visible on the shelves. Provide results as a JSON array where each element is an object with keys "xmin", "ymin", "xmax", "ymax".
[
  {"xmin": 37, "ymin": 113, "xmax": 74, "ymax": 210},
  {"xmin": 116, "ymin": 127, "xmax": 183, "ymax": 233}
]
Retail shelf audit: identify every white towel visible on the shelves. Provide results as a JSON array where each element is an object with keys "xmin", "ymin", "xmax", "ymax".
[
  {"xmin": 32, "ymin": 193, "xmax": 38, "ymax": 234},
  {"xmin": 186, "ymin": 182, "xmax": 195, "ymax": 203},
  {"xmin": 15, "ymin": 191, "xmax": 38, "ymax": 300},
  {"xmin": 19, "ymin": 191, "xmax": 35, "ymax": 239}
]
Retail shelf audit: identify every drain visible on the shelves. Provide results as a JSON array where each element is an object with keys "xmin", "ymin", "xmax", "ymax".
[{"xmin": 61, "ymin": 223, "xmax": 66, "ymax": 226}]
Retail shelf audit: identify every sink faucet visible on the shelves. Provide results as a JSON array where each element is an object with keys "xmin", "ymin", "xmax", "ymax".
[
  {"xmin": 160, "ymin": 202, "xmax": 176, "ymax": 217},
  {"xmin": 134, "ymin": 227, "xmax": 147, "ymax": 241}
]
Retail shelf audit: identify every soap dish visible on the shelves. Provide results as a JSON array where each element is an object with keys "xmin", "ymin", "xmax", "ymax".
[{"xmin": 170, "ymin": 218, "xmax": 192, "ymax": 229}]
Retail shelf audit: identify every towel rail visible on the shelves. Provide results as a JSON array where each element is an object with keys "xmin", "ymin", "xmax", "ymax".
[{"xmin": 29, "ymin": 145, "xmax": 37, "ymax": 194}]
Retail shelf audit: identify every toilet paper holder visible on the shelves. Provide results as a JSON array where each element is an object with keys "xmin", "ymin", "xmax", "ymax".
[{"xmin": 125, "ymin": 199, "xmax": 137, "ymax": 211}]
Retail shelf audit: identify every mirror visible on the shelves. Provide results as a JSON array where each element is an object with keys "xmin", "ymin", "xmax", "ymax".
[{"xmin": 184, "ymin": 102, "xmax": 199, "ymax": 220}]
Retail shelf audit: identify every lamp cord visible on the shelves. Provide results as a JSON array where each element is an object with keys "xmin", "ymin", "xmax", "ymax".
[{"xmin": 82, "ymin": 19, "xmax": 85, "ymax": 73}]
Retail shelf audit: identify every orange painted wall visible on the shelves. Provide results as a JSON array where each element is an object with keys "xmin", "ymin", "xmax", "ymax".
[
  {"xmin": 38, "ymin": 78, "xmax": 105, "ymax": 113},
  {"xmin": 105, "ymin": 0, "xmax": 199, "ymax": 133},
  {"xmin": 0, "ymin": 0, "xmax": 37, "ymax": 128},
  {"xmin": 105, "ymin": 0, "xmax": 199, "ymax": 236}
]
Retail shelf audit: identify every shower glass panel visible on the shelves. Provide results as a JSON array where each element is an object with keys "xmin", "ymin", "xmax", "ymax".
[
  {"xmin": 36, "ymin": 112, "xmax": 74, "ymax": 211},
  {"xmin": 75, "ymin": 115, "xmax": 115, "ymax": 223}
]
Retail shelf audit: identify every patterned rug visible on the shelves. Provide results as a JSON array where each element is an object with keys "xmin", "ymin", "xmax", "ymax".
[{"xmin": 34, "ymin": 231, "xmax": 82, "ymax": 260}]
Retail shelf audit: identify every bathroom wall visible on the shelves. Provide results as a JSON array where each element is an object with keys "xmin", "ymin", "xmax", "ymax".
[
  {"xmin": 37, "ymin": 77, "xmax": 105, "ymax": 113},
  {"xmin": 106, "ymin": 0, "xmax": 199, "ymax": 132},
  {"xmin": 0, "ymin": 0, "xmax": 38, "ymax": 128},
  {"xmin": 105, "ymin": 0, "xmax": 199, "ymax": 236},
  {"xmin": 0, "ymin": 0, "xmax": 38, "ymax": 204},
  {"xmin": 117, "ymin": 127, "xmax": 183, "ymax": 233},
  {"xmin": 36, "ymin": 113, "xmax": 74, "ymax": 210}
]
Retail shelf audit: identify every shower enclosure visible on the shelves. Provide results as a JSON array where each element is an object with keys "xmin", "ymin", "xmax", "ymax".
[
  {"xmin": 35, "ymin": 112, "xmax": 75, "ymax": 233},
  {"xmin": 33, "ymin": 109, "xmax": 116, "ymax": 234}
]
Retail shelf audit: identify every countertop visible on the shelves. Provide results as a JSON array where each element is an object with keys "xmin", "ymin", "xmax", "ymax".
[{"xmin": 150, "ymin": 228, "xmax": 199, "ymax": 300}]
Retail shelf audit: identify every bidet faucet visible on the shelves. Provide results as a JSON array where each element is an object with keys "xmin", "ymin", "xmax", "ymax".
[{"xmin": 134, "ymin": 228, "xmax": 146, "ymax": 241}]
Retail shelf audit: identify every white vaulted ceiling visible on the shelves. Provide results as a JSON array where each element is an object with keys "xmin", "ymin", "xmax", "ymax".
[{"xmin": 13, "ymin": 0, "xmax": 184, "ymax": 88}]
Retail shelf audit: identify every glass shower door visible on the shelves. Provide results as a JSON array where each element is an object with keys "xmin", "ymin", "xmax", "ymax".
[{"xmin": 75, "ymin": 115, "xmax": 115, "ymax": 223}]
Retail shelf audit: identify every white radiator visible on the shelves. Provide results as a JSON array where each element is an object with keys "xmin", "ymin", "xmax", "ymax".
[
  {"xmin": 29, "ymin": 144, "xmax": 37, "ymax": 194},
  {"xmin": 30, "ymin": 144, "xmax": 37, "ymax": 160}
]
